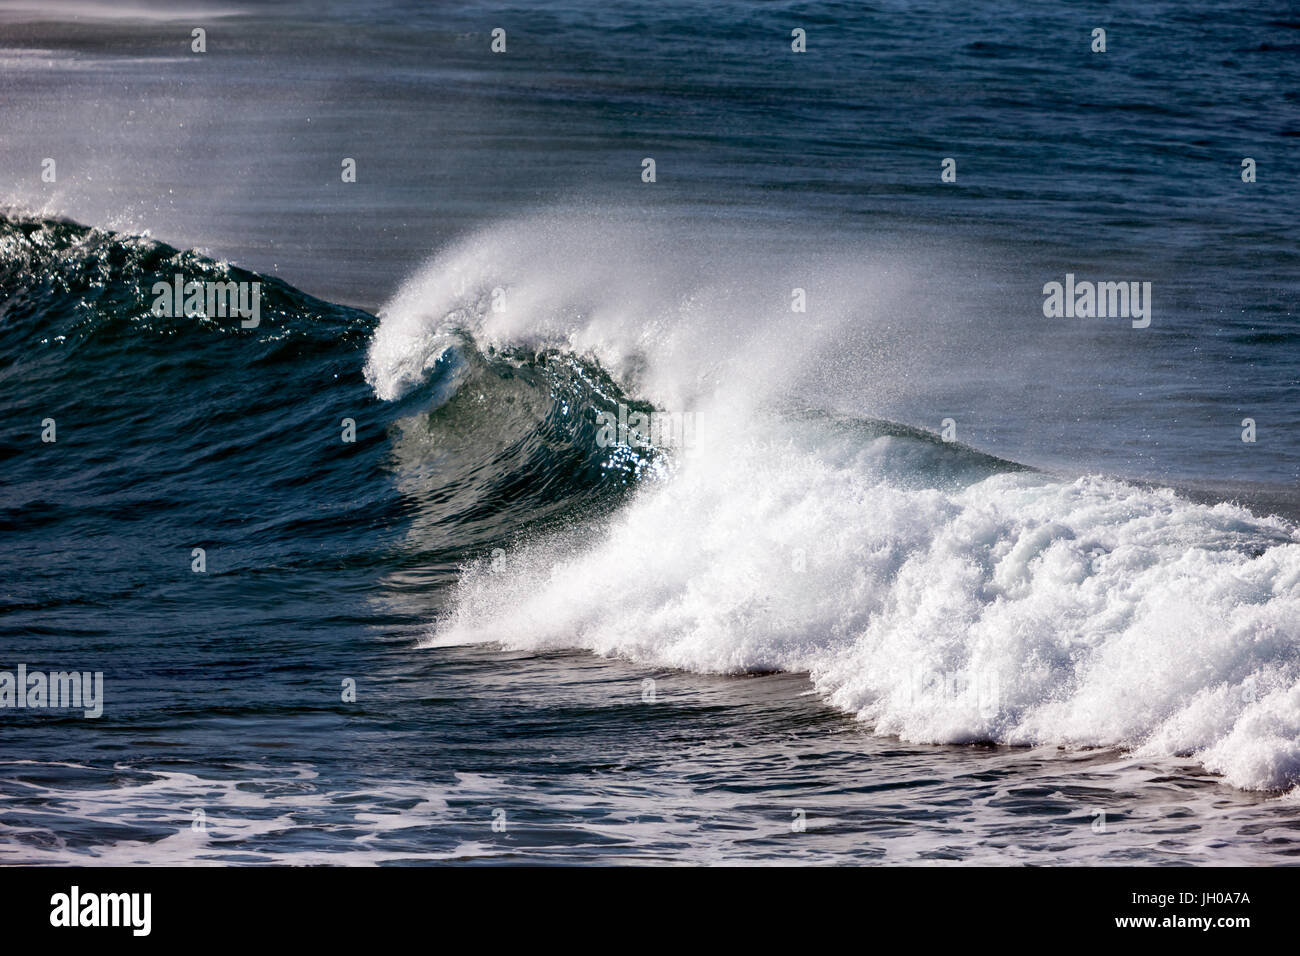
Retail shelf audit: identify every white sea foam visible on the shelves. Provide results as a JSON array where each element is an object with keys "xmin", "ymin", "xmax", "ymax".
[
  {"xmin": 426, "ymin": 420, "xmax": 1300, "ymax": 791},
  {"xmin": 363, "ymin": 211, "xmax": 917, "ymax": 414},
  {"xmin": 369, "ymin": 214, "xmax": 1300, "ymax": 793}
]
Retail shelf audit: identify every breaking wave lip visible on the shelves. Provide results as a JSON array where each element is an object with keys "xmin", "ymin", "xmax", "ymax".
[{"xmin": 368, "ymin": 213, "xmax": 1300, "ymax": 795}]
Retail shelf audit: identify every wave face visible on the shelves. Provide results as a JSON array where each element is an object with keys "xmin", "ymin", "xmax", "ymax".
[
  {"xmin": 367, "ymin": 214, "xmax": 1300, "ymax": 793},
  {"xmin": 0, "ymin": 212, "xmax": 386, "ymax": 569}
]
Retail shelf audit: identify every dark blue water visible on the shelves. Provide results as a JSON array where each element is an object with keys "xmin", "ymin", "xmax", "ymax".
[{"xmin": 1, "ymin": 0, "xmax": 1299, "ymax": 864}]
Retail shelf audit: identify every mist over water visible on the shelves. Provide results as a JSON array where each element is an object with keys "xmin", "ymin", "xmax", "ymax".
[
  {"xmin": 5, "ymin": 0, "xmax": 1298, "ymax": 483},
  {"xmin": 2, "ymin": 0, "xmax": 1299, "ymax": 864}
]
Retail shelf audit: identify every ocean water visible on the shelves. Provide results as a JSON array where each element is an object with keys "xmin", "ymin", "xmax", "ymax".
[{"xmin": 1, "ymin": 0, "xmax": 1299, "ymax": 864}]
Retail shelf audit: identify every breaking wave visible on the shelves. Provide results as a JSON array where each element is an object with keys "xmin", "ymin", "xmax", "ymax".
[{"xmin": 367, "ymin": 213, "xmax": 1300, "ymax": 793}]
